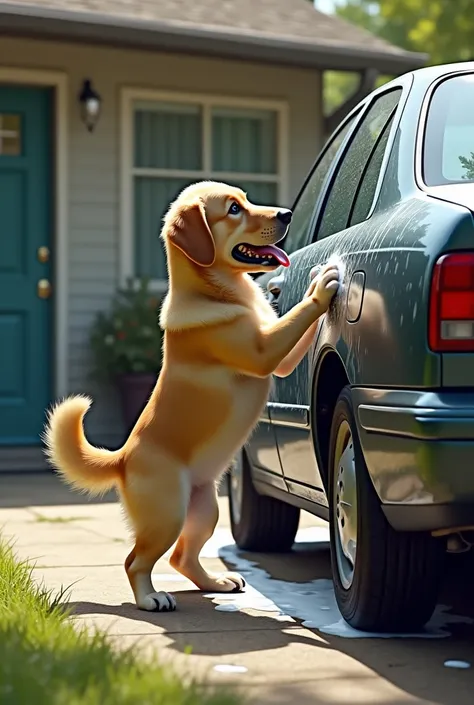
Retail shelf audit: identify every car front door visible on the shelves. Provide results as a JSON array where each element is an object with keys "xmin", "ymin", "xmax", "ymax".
[
  {"xmin": 245, "ymin": 111, "xmax": 361, "ymax": 481},
  {"xmin": 245, "ymin": 110, "xmax": 362, "ymax": 482},
  {"xmin": 271, "ymin": 86, "xmax": 405, "ymax": 504}
]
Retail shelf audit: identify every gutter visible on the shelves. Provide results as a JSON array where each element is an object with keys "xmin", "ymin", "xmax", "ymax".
[{"xmin": 0, "ymin": 2, "xmax": 427, "ymax": 74}]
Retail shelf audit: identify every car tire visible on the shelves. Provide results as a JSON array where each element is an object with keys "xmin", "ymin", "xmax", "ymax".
[
  {"xmin": 328, "ymin": 385, "xmax": 445, "ymax": 632},
  {"xmin": 228, "ymin": 448, "xmax": 300, "ymax": 552}
]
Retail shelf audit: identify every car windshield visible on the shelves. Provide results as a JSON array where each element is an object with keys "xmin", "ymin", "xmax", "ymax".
[{"xmin": 423, "ymin": 73, "xmax": 474, "ymax": 186}]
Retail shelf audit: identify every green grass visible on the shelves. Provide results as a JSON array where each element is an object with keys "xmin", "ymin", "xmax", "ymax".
[{"xmin": 0, "ymin": 540, "xmax": 243, "ymax": 705}]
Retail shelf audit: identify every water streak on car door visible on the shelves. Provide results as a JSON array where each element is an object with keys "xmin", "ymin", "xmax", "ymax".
[
  {"xmin": 244, "ymin": 269, "xmax": 285, "ymax": 483},
  {"xmin": 270, "ymin": 243, "xmax": 328, "ymax": 504}
]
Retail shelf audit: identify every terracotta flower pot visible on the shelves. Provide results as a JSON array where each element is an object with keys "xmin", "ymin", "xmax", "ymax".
[{"xmin": 116, "ymin": 372, "xmax": 157, "ymax": 433}]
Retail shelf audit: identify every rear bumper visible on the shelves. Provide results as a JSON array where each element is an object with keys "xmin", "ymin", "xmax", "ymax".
[{"xmin": 352, "ymin": 388, "xmax": 474, "ymax": 532}]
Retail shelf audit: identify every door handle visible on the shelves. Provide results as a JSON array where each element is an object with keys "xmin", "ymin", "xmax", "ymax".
[
  {"xmin": 37, "ymin": 279, "xmax": 52, "ymax": 299},
  {"xmin": 267, "ymin": 272, "xmax": 286, "ymax": 298},
  {"xmin": 266, "ymin": 272, "xmax": 286, "ymax": 314}
]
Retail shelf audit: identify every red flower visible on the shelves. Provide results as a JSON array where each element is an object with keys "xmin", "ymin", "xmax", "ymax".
[{"xmin": 116, "ymin": 331, "xmax": 126, "ymax": 341}]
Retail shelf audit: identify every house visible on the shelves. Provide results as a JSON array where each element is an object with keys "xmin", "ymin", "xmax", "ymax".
[{"xmin": 0, "ymin": 0, "xmax": 425, "ymax": 470}]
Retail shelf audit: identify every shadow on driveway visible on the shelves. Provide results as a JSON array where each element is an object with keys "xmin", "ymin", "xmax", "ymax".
[
  {"xmin": 0, "ymin": 471, "xmax": 118, "ymax": 508},
  {"xmin": 69, "ymin": 544, "xmax": 474, "ymax": 705}
]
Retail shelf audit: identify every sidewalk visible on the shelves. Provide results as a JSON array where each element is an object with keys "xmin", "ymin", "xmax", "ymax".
[{"xmin": 1, "ymin": 472, "xmax": 473, "ymax": 705}]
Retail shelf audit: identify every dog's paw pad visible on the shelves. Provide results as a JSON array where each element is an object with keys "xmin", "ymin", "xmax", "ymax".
[{"xmin": 138, "ymin": 591, "xmax": 177, "ymax": 612}]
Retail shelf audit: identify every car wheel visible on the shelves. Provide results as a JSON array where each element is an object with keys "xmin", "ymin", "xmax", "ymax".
[
  {"xmin": 328, "ymin": 385, "xmax": 445, "ymax": 632},
  {"xmin": 228, "ymin": 448, "xmax": 300, "ymax": 552}
]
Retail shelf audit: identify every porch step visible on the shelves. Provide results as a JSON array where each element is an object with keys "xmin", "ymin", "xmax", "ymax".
[{"xmin": 0, "ymin": 447, "xmax": 49, "ymax": 472}]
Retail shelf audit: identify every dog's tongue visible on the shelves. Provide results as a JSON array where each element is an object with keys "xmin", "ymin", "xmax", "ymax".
[{"xmin": 256, "ymin": 245, "xmax": 290, "ymax": 268}]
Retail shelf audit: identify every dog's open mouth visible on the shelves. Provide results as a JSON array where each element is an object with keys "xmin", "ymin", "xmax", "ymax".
[{"xmin": 232, "ymin": 243, "xmax": 290, "ymax": 268}]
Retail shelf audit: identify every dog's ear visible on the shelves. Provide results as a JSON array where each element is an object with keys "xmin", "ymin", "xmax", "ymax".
[{"xmin": 167, "ymin": 200, "xmax": 216, "ymax": 267}]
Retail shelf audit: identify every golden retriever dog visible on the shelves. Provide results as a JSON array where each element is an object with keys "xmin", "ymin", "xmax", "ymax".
[{"xmin": 44, "ymin": 181, "xmax": 339, "ymax": 612}]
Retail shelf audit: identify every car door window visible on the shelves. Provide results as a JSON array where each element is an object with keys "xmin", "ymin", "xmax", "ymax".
[
  {"xmin": 283, "ymin": 113, "xmax": 359, "ymax": 255},
  {"xmin": 349, "ymin": 112, "xmax": 396, "ymax": 227},
  {"xmin": 316, "ymin": 89, "xmax": 402, "ymax": 241}
]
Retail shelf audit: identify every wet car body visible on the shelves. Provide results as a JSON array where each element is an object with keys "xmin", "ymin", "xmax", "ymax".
[{"xmin": 228, "ymin": 62, "xmax": 474, "ymax": 632}]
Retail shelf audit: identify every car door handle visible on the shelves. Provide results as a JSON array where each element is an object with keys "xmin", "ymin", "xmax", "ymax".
[
  {"xmin": 266, "ymin": 272, "xmax": 286, "ymax": 314},
  {"xmin": 267, "ymin": 272, "xmax": 286, "ymax": 298}
]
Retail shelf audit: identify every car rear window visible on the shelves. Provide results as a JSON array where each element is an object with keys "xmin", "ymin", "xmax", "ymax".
[{"xmin": 424, "ymin": 73, "xmax": 474, "ymax": 186}]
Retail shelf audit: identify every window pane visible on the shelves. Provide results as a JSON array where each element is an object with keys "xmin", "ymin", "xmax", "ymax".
[
  {"xmin": 317, "ymin": 89, "xmax": 401, "ymax": 240},
  {"xmin": 134, "ymin": 102, "xmax": 202, "ymax": 170},
  {"xmin": 0, "ymin": 114, "xmax": 21, "ymax": 156},
  {"xmin": 283, "ymin": 114, "xmax": 357, "ymax": 255},
  {"xmin": 423, "ymin": 73, "xmax": 474, "ymax": 184},
  {"xmin": 226, "ymin": 180, "xmax": 278, "ymax": 205},
  {"xmin": 134, "ymin": 177, "xmax": 193, "ymax": 279},
  {"xmin": 349, "ymin": 115, "xmax": 394, "ymax": 227},
  {"xmin": 212, "ymin": 107, "xmax": 277, "ymax": 174}
]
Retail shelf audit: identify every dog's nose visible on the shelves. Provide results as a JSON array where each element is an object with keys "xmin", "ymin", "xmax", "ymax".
[{"xmin": 276, "ymin": 209, "xmax": 292, "ymax": 226}]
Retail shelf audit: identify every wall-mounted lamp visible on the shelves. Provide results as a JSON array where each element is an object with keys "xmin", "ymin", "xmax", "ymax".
[{"xmin": 78, "ymin": 79, "xmax": 102, "ymax": 133}]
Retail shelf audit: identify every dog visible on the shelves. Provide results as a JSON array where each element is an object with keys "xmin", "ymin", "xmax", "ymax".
[{"xmin": 44, "ymin": 181, "xmax": 339, "ymax": 612}]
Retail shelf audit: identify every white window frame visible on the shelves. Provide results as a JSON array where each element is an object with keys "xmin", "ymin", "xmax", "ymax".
[{"xmin": 120, "ymin": 87, "xmax": 289, "ymax": 291}]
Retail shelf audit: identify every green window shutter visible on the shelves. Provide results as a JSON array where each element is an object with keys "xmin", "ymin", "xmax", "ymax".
[
  {"xmin": 133, "ymin": 102, "xmax": 202, "ymax": 279},
  {"xmin": 134, "ymin": 102, "xmax": 202, "ymax": 170},
  {"xmin": 212, "ymin": 107, "xmax": 277, "ymax": 174},
  {"xmin": 134, "ymin": 176, "xmax": 194, "ymax": 279}
]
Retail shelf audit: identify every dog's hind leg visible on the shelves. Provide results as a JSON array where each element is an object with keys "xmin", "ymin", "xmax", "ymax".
[
  {"xmin": 170, "ymin": 482, "xmax": 245, "ymax": 593},
  {"xmin": 123, "ymin": 462, "xmax": 190, "ymax": 612}
]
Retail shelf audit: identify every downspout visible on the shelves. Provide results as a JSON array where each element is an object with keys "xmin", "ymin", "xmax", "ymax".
[{"xmin": 323, "ymin": 67, "xmax": 379, "ymax": 137}]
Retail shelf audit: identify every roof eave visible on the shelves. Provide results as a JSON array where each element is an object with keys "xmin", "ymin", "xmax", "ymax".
[{"xmin": 0, "ymin": 2, "xmax": 428, "ymax": 74}]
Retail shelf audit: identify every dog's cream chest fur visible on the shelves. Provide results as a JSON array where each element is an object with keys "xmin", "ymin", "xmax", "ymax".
[{"xmin": 188, "ymin": 369, "xmax": 271, "ymax": 485}]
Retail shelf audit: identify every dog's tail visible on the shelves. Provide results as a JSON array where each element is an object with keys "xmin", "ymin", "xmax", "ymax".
[{"xmin": 43, "ymin": 395, "xmax": 123, "ymax": 496}]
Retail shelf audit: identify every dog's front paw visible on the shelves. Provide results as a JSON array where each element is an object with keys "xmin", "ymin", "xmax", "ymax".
[
  {"xmin": 311, "ymin": 264, "xmax": 340, "ymax": 310},
  {"xmin": 138, "ymin": 591, "xmax": 177, "ymax": 612},
  {"xmin": 212, "ymin": 572, "xmax": 246, "ymax": 593}
]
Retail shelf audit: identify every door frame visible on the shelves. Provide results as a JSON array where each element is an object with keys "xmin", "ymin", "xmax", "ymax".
[{"xmin": 0, "ymin": 67, "xmax": 69, "ymax": 398}]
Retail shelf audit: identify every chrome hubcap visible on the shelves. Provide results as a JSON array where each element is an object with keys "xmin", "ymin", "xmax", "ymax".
[
  {"xmin": 230, "ymin": 452, "xmax": 244, "ymax": 525},
  {"xmin": 333, "ymin": 421, "xmax": 358, "ymax": 589}
]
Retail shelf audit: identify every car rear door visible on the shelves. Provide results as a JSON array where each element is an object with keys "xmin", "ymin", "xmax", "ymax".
[
  {"xmin": 420, "ymin": 71, "xmax": 474, "ymax": 388},
  {"xmin": 271, "ymin": 85, "xmax": 407, "ymax": 503}
]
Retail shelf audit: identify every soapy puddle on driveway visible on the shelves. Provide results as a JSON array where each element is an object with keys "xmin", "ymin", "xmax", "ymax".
[{"xmin": 196, "ymin": 526, "xmax": 473, "ymax": 642}]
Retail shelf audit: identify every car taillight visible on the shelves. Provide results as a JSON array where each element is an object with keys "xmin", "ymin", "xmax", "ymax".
[{"xmin": 429, "ymin": 252, "xmax": 474, "ymax": 352}]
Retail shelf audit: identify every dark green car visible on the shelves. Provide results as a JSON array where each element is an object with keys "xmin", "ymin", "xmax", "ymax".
[{"xmin": 227, "ymin": 62, "xmax": 474, "ymax": 633}]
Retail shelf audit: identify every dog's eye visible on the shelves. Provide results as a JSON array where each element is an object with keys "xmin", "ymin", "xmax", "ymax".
[{"xmin": 228, "ymin": 202, "xmax": 241, "ymax": 216}]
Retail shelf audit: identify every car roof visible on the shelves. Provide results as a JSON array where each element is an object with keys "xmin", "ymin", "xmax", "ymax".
[
  {"xmin": 395, "ymin": 61, "xmax": 474, "ymax": 91},
  {"xmin": 347, "ymin": 61, "xmax": 474, "ymax": 117}
]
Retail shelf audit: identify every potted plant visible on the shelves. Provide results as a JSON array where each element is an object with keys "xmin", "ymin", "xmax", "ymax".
[{"xmin": 90, "ymin": 277, "xmax": 163, "ymax": 432}]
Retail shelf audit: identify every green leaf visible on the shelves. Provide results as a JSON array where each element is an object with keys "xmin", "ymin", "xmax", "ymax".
[
  {"xmin": 89, "ymin": 278, "xmax": 164, "ymax": 381},
  {"xmin": 334, "ymin": 0, "xmax": 474, "ymax": 66}
]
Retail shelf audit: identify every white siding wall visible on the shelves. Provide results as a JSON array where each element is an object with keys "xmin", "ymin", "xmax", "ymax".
[{"xmin": 1, "ymin": 37, "xmax": 323, "ymax": 446}]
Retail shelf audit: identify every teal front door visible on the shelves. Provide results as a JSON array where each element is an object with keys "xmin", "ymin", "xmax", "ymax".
[{"xmin": 0, "ymin": 86, "xmax": 52, "ymax": 445}]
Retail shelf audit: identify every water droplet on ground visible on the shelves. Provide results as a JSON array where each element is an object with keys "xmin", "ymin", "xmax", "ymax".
[
  {"xmin": 215, "ymin": 603, "xmax": 240, "ymax": 612},
  {"xmin": 444, "ymin": 660, "xmax": 471, "ymax": 669},
  {"xmin": 213, "ymin": 664, "xmax": 248, "ymax": 674}
]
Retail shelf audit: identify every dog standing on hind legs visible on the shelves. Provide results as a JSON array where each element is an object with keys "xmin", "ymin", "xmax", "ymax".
[{"xmin": 44, "ymin": 181, "xmax": 340, "ymax": 613}]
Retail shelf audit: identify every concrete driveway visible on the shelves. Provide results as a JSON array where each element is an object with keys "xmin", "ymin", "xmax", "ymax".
[{"xmin": 1, "ymin": 472, "xmax": 473, "ymax": 705}]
